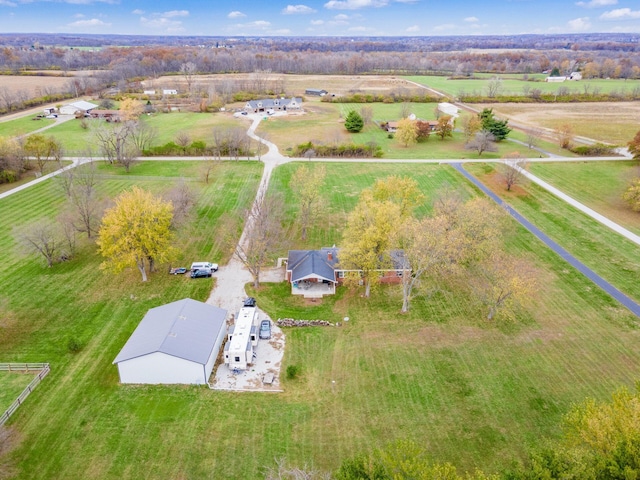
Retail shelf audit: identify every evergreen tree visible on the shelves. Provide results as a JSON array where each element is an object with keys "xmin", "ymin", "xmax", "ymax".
[
  {"xmin": 344, "ymin": 110, "xmax": 364, "ymax": 133},
  {"xmin": 479, "ymin": 108, "xmax": 511, "ymax": 141}
]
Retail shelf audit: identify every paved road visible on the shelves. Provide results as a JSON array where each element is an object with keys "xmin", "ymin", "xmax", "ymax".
[{"xmin": 452, "ymin": 162, "xmax": 640, "ymax": 318}]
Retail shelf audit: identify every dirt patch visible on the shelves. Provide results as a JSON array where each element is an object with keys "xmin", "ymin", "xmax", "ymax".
[
  {"xmin": 0, "ymin": 76, "xmax": 72, "ymax": 98},
  {"xmin": 477, "ymin": 101, "xmax": 640, "ymax": 144}
]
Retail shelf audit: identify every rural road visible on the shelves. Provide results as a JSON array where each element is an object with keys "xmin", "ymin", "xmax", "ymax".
[{"xmin": 453, "ymin": 162, "xmax": 640, "ymax": 318}]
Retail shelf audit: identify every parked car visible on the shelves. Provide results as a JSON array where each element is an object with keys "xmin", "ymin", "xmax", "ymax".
[
  {"xmin": 169, "ymin": 267, "xmax": 187, "ymax": 275},
  {"xmin": 190, "ymin": 262, "xmax": 218, "ymax": 272},
  {"xmin": 190, "ymin": 268, "xmax": 212, "ymax": 279},
  {"xmin": 243, "ymin": 297, "xmax": 256, "ymax": 308},
  {"xmin": 45, "ymin": 114, "xmax": 57, "ymax": 119},
  {"xmin": 259, "ymin": 320, "xmax": 271, "ymax": 340}
]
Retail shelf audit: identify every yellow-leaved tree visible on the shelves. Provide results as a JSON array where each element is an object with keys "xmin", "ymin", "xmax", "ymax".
[
  {"xmin": 97, "ymin": 186, "xmax": 177, "ymax": 282},
  {"xmin": 340, "ymin": 176, "xmax": 423, "ymax": 298}
]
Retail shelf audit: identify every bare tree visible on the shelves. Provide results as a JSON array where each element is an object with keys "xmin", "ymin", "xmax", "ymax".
[
  {"xmin": 180, "ymin": 61, "xmax": 197, "ymax": 94},
  {"xmin": 200, "ymin": 157, "xmax": 221, "ymax": 184},
  {"xmin": 525, "ymin": 127, "xmax": 543, "ymax": 150},
  {"xmin": 92, "ymin": 121, "xmax": 140, "ymax": 172},
  {"xmin": 486, "ymin": 76, "xmax": 503, "ymax": 97},
  {"xmin": 359, "ymin": 105, "xmax": 373, "ymax": 125},
  {"xmin": 129, "ymin": 120, "xmax": 157, "ymax": 153},
  {"xmin": 500, "ymin": 152, "xmax": 528, "ymax": 191},
  {"xmin": 164, "ymin": 180, "xmax": 196, "ymax": 227},
  {"xmin": 175, "ymin": 131, "xmax": 191, "ymax": 155},
  {"xmin": 69, "ymin": 161, "xmax": 103, "ymax": 238},
  {"xmin": 399, "ymin": 101, "xmax": 412, "ymax": 119},
  {"xmin": 235, "ymin": 190, "xmax": 285, "ymax": 289},
  {"xmin": 466, "ymin": 130, "xmax": 497, "ymax": 156},
  {"xmin": 557, "ymin": 123, "xmax": 574, "ymax": 150},
  {"xmin": 16, "ymin": 220, "xmax": 64, "ymax": 267}
]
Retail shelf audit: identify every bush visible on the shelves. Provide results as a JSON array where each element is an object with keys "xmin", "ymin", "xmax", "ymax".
[
  {"xmin": 286, "ymin": 365, "xmax": 300, "ymax": 380},
  {"xmin": 292, "ymin": 141, "xmax": 383, "ymax": 158},
  {"xmin": 67, "ymin": 337, "xmax": 83, "ymax": 354},
  {"xmin": 570, "ymin": 144, "xmax": 617, "ymax": 156}
]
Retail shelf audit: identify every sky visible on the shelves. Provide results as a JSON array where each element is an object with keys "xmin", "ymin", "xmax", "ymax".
[{"xmin": 0, "ymin": 0, "xmax": 639, "ymax": 37}]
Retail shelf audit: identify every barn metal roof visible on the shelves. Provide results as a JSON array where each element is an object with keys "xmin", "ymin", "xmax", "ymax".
[{"xmin": 113, "ymin": 298, "xmax": 227, "ymax": 365}]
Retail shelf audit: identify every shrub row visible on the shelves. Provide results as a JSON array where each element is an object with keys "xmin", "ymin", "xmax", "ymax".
[
  {"xmin": 322, "ymin": 93, "xmax": 439, "ymax": 104},
  {"xmin": 293, "ymin": 141, "xmax": 383, "ymax": 158},
  {"xmin": 276, "ymin": 318, "xmax": 335, "ymax": 327},
  {"xmin": 459, "ymin": 92, "xmax": 640, "ymax": 103},
  {"xmin": 0, "ymin": 92, "xmax": 74, "ymax": 115},
  {"xmin": 570, "ymin": 143, "xmax": 618, "ymax": 156},
  {"xmin": 143, "ymin": 140, "xmax": 251, "ymax": 157}
]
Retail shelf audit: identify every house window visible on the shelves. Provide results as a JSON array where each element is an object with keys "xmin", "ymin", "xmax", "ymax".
[
  {"xmin": 337, "ymin": 271, "xmax": 345, "ymax": 278},
  {"xmin": 234, "ymin": 356, "xmax": 240, "ymax": 362}
]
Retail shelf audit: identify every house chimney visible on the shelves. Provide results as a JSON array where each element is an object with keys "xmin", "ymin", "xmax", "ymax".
[{"xmin": 327, "ymin": 251, "xmax": 333, "ymax": 261}]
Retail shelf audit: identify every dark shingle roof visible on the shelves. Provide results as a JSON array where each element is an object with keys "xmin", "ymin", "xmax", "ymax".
[
  {"xmin": 287, "ymin": 247, "xmax": 339, "ymax": 283},
  {"xmin": 113, "ymin": 298, "xmax": 227, "ymax": 365}
]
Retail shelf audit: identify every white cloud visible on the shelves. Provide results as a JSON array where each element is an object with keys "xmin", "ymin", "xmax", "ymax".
[
  {"xmin": 62, "ymin": 0, "xmax": 118, "ymax": 4},
  {"xmin": 567, "ymin": 16, "xmax": 591, "ymax": 30},
  {"xmin": 600, "ymin": 8, "xmax": 640, "ymax": 19},
  {"xmin": 237, "ymin": 20, "xmax": 271, "ymax": 28},
  {"xmin": 406, "ymin": 25, "xmax": 420, "ymax": 32},
  {"xmin": 161, "ymin": 10, "xmax": 189, "ymax": 18},
  {"xmin": 271, "ymin": 28, "xmax": 292, "ymax": 34},
  {"xmin": 227, "ymin": 10, "xmax": 246, "ymax": 18},
  {"xmin": 324, "ymin": 0, "xmax": 388, "ymax": 10},
  {"xmin": 0, "ymin": 0, "xmax": 17, "ymax": 6},
  {"xmin": 464, "ymin": 16, "xmax": 478, "ymax": 22},
  {"xmin": 348, "ymin": 26, "xmax": 368, "ymax": 31},
  {"xmin": 131, "ymin": 9, "xmax": 144, "ymax": 15},
  {"xmin": 282, "ymin": 4, "xmax": 317, "ymax": 14},
  {"xmin": 576, "ymin": 0, "xmax": 616, "ymax": 7},
  {"xmin": 73, "ymin": 13, "xmax": 84, "ymax": 18},
  {"xmin": 433, "ymin": 23, "xmax": 455, "ymax": 32},
  {"xmin": 310, "ymin": 19, "xmax": 325, "ymax": 24},
  {"xmin": 334, "ymin": 13, "xmax": 349, "ymax": 19},
  {"xmin": 140, "ymin": 16, "xmax": 185, "ymax": 32},
  {"xmin": 68, "ymin": 18, "xmax": 111, "ymax": 27}
]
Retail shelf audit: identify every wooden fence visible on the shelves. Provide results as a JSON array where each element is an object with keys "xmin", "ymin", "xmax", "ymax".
[{"xmin": 0, "ymin": 363, "xmax": 50, "ymax": 427}]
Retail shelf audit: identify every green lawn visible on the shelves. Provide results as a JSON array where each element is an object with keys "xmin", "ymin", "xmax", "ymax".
[
  {"xmin": 528, "ymin": 160, "xmax": 640, "ymax": 235},
  {"xmin": 407, "ymin": 75, "xmax": 640, "ymax": 99},
  {"xmin": 0, "ymin": 372, "xmax": 34, "ymax": 413},
  {"xmin": 39, "ymin": 112, "xmax": 248, "ymax": 155},
  {"xmin": 3, "ymin": 161, "xmax": 640, "ymax": 478},
  {"xmin": 0, "ymin": 116, "xmax": 55, "ymax": 137},
  {"xmin": 259, "ymin": 104, "xmax": 538, "ymax": 160},
  {"xmin": 466, "ymin": 162, "xmax": 640, "ymax": 303}
]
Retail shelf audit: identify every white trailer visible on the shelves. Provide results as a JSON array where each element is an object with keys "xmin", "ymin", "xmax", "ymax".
[{"xmin": 224, "ymin": 306, "xmax": 258, "ymax": 371}]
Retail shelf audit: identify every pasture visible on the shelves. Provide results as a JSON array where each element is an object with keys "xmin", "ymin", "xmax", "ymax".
[
  {"xmin": 528, "ymin": 160, "xmax": 640, "ymax": 235},
  {"xmin": 0, "ymin": 116, "xmax": 55, "ymax": 138},
  {"xmin": 407, "ymin": 74, "xmax": 640, "ymax": 100},
  {"xmin": 475, "ymin": 101, "xmax": 640, "ymax": 145},
  {"xmin": 1, "ymin": 161, "xmax": 640, "ymax": 478},
  {"xmin": 0, "ymin": 372, "xmax": 34, "ymax": 413}
]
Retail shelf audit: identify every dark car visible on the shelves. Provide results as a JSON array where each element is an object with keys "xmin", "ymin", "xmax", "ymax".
[
  {"xmin": 259, "ymin": 320, "xmax": 271, "ymax": 340},
  {"xmin": 190, "ymin": 268, "xmax": 212, "ymax": 279},
  {"xmin": 243, "ymin": 297, "xmax": 256, "ymax": 308},
  {"xmin": 169, "ymin": 267, "xmax": 187, "ymax": 275}
]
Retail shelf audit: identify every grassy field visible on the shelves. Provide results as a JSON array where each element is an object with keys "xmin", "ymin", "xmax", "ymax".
[
  {"xmin": 3, "ymin": 160, "xmax": 640, "ymax": 479},
  {"xmin": 475, "ymin": 102, "xmax": 640, "ymax": 145},
  {"xmin": 0, "ymin": 372, "xmax": 35, "ymax": 413},
  {"xmin": 407, "ymin": 75, "xmax": 640, "ymax": 99},
  {"xmin": 258, "ymin": 105, "xmax": 537, "ymax": 160},
  {"xmin": 528, "ymin": 161, "xmax": 640, "ymax": 235},
  {"xmin": 466, "ymin": 162, "xmax": 640, "ymax": 303},
  {"xmin": 0, "ymin": 116, "xmax": 55, "ymax": 137},
  {"xmin": 36, "ymin": 112, "xmax": 249, "ymax": 155}
]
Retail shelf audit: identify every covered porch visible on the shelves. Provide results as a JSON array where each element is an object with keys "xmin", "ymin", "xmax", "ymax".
[{"xmin": 292, "ymin": 278, "xmax": 336, "ymax": 298}]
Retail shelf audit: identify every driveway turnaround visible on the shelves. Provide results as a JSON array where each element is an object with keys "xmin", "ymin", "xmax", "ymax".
[{"xmin": 452, "ymin": 163, "xmax": 640, "ymax": 318}]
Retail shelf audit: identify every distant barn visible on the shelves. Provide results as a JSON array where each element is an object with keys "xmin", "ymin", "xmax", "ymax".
[{"xmin": 305, "ymin": 88, "xmax": 328, "ymax": 96}]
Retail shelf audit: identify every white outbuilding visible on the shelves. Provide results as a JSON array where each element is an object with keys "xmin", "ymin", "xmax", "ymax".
[
  {"xmin": 59, "ymin": 100, "xmax": 99, "ymax": 116},
  {"xmin": 113, "ymin": 298, "xmax": 227, "ymax": 385}
]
